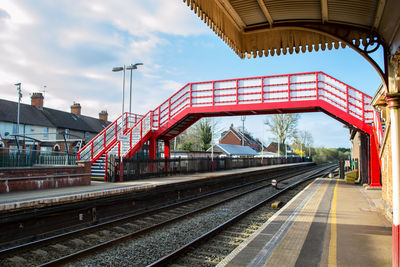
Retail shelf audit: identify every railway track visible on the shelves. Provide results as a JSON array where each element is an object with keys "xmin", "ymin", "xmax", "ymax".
[
  {"xmin": 148, "ymin": 164, "xmax": 336, "ymax": 267},
  {"xmin": 0, "ymin": 164, "xmax": 333, "ymax": 266}
]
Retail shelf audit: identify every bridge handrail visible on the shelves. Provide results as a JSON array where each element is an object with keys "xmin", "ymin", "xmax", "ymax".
[
  {"xmin": 104, "ymin": 111, "xmax": 153, "ymax": 161},
  {"xmin": 150, "ymin": 71, "xmax": 374, "ymax": 133},
  {"xmin": 81, "ymin": 71, "xmax": 377, "ymax": 166},
  {"xmin": 77, "ymin": 112, "xmax": 142, "ymax": 161}
]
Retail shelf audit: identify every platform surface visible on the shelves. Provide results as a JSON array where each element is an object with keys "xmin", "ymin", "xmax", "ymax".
[
  {"xmin": 218, "ymin": 178, "xmax": 392, "ymax": 267},
  {"xmin": 0, "ymin": 162, "xmax": 311, "ymax": 213}
]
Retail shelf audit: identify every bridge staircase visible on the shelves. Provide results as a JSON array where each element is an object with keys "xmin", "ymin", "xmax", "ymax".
[{"xmin": 78, "ymin": 71, "xmax": 383, "ymax": 185}]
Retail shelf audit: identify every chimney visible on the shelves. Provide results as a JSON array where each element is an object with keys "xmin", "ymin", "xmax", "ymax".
[
  {"xmin": 71, "ymin": 102, "xmax": 81, "ymax": 116},
  {"xmin": 99, "ymin": 110, "xmax": 108, "ymax": 121},
  {"xmin": 31, "ymin": 92, "xmax": 44, "ymax": 109}
]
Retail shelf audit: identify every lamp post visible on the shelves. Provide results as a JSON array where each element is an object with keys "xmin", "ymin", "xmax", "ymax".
[
  {"xmin": 112, "ymin": 66, "xmax": 126, "ymax": 182},
  {"xmin": 112, "ymin": 66, "xmax": 125, "ymax": 121},
  {"xmin": 240, "ymin": 116, "xmax": 246, "ymax": 146},
  {"xmin": 14, "ymin": 83, "xmax": 22, "ymax": 150},
  {"xmin": 126, "ymin": 63, "xmax": 143, "ymax": 115},
  {"xmin": 112, "ymin": 63, "xmax": 143, "ymax": 182}
]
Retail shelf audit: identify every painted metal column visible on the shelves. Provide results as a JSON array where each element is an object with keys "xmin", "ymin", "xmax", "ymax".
[
  {"xmin": 164, "ymin": 140, "xmax": 170, "ymax": 159},
  {"xmin": 369, "ymin": 133, "xmax": 381, "ymax": 187},
  {"xmin": 149, "ymin": 136, "xmax": 157, "ymax": 159},
  {"xmin": 149, "ymin": 136, "xmax": 157, "ymax": 173},
  {"xmin": 164, "ymin": 140, "xmax": 170, "ymax": 173},
  {"xmin": 388, "ymin": 55, "xmax": 400, "ymax": 267},
  {"xmin": 389, "ymin": 94, "xmax": 400, "ymax": 267}
]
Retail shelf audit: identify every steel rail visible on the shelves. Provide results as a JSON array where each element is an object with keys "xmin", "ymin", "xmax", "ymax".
[
  {"xmin": 0, "ymin": 165, "xmax": 315, "ymax": 257},
  {"xmin": 147, "ymin": 164, "xmax": 335, "ymax": 267},
  {"xmin": 33, "ymin": 165, "xmax": 324, "ymax": 266}
]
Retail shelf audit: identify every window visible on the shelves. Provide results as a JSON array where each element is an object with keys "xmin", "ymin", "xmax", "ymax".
[
  {"xmin": 12, "ymin": 124, "xmax": 17, "ymax": 134},
  {"xmin": 84, "ymin": 132, "xmax": 90, "ymax": 141},
  {"xmin": 65, "ymin": 129, "xmax": 70, "ymax": 139},
  {"xmin": 41, "ymin": 146, "xmax": 52, "ymax": 153},
  {"xmin": 43, "ymin": 127, "xmax": 48, "ymax": 138}
]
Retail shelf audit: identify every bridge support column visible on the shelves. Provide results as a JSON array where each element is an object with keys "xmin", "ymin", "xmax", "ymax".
[
  {"xmin": 164, "ymin": 140, "xmax": 170, "ymax": 159},
  {"xmin": 149, "ymin": 136, "xmax": 157, "ymax": 159},
  {"xmin": 369, "ymin": 135, "xmax": 381, "ymax": 187},
  {"xmin": 164, "ymin": 140, "xmax": 170, "ymax": 173},
  {"xmin": 149, "ymin": 136, "xmax": 157, "ymax": 173},
  {"xmin": 388, "ymin": 54, "xmax": 400, "ymax": 267}
]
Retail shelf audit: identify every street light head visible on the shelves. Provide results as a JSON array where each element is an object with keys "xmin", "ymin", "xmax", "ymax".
[
  {"xmin": 112, "ymin": 66, "xmax": 124, "ymax": 72},
  {"xmin": 14, "ymin": 83, "xmax": 21, "ymax": 86},
  {"xmin": 126, "ymin": 63, "xmax": 144, "ymax": 70}
]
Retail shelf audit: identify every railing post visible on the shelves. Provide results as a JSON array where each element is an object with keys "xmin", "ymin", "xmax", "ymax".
[
  {"xmin": 168, "ymin": 98, "xmax": 171, "ymax": 120},
  {"xmin": 212, "ymin": 81, "xmax": 215, "ymax": 106},
  {"xmin": 90, "ymin": 143, "xmax": 94, "ymax": 161},
  {"xmin": 315, "ymin": 72, "xmax": 319, "ymax": 100},
  {"xmin": 151, "ymin": 111, "xmax": 154, "ymax": 130},
  {"xmin": 236, "ymin": 79, "xmax": 239, "ymax": 104},
  {"xmin": 261, "ymin": 76, "xmax": 264, "ymax": 103},
  {"xmin": 189, "ymin": 84, "xmax": 193, "ymax": 107},
  {"xmin": 140, "ymin": 120, "xmax": 143, "ymax": 138},
  {"xmin": 362, "ymin": 95, "xmax": 365, "ymax": 122},
  {"xmin": 130, "ymin": 129, "xmax": 132, "ymax": 148},
  {"xmin": 346, "ymin": 86, "xmax": 349, "ymax": 113},
  {"xmin": 103, "ymin": 131, "xmax": 106, "ymax": 148},
  {"xmin": 125, "ymin": 113, "xmax": 128, "ymax": 131},
  {"xmin": 158, "ymin": 108, "xmax": 161, "ymax": 128},
  {"xmin": 118, "ymin": 141, "xmax": 121, "ymax": 158},
  {"xmin": 287, "ymin": 74, "xmax": 291, "ymax": 101}
]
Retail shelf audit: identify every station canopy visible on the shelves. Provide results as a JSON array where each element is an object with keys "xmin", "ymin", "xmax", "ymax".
[{"xmin": 183, "ymin": 0, "xmax": 400, "ymax": 61}]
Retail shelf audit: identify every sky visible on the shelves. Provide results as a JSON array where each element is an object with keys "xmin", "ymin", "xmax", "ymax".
[{"xmin": 0, "ymin": 1, "xmax": 385, "ymax": 148}]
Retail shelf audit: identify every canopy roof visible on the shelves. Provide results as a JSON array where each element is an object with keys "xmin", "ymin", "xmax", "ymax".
[{"xmin": 184, "ymin": 0, "xmax": 400, "ymax": 68}]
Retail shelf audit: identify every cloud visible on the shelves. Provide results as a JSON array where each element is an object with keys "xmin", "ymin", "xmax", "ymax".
[
  {"xmin": 0, "ymin": 0, "xmax": 207, "ymax": 121},
  {"xmin": 0, "ymin": 9, "xmax": 10, "ymax": 20}
]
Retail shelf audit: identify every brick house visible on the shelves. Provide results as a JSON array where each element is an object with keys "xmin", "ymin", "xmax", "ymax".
[
  {"xmin": 0, "ymin": 93, "xmax": 110, "ymax": 153},
  {"xmin": 265, "ymin": 142, "xmax": 292, "ymax": 155},
  {"xmin": 219, "ymin": 124, "xmax": 265, "ymax": 152}
]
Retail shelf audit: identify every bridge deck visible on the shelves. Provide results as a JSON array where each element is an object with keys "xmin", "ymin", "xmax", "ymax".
[{"xmin": 218, "ymin": 178, "xmax": 391, "ymax": 267}]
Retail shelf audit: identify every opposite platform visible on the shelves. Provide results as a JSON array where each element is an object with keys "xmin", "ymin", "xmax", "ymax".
[
  {"xmin": 0, "ymin": 162, "xmax": 312, "ymax": 213},
  {"xmin": 218, "ymin": 178, "xmax": 391, "ymax": 267}
]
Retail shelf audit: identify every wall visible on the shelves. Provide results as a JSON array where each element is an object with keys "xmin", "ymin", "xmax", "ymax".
[{"xmin": 0, "ymin": 161, "xmax": 91, "ymax": 193}]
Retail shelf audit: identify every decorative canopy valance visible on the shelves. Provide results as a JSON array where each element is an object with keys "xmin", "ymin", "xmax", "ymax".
[{"xmin": 183, "ymin": 0, "xmax": 400, "ymax": 85}]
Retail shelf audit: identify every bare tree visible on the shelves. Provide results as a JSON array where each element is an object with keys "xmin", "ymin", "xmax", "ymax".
[
  {"xmin": 265, "ymin": 114, "xmax": 300, "ymax": 155},
  {"xmin": 293, "ymin": 130, "xmax": 313, "ymax": 156},
  {"xmin": 304, "ymin": 131, "xmax": 314, "ymax": 156}
]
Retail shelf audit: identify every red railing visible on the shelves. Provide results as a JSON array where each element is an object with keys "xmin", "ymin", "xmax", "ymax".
[
  {"xmin": 151, "ymin": 71, "xmax": 374, "ymax": 130},
  {"xmin": 77, "ymin": 113, "xmax": 142, "ymax": 162},
  {"xmin": 79, "ymin": 71, "xmax": 377, "ymax": 171}
]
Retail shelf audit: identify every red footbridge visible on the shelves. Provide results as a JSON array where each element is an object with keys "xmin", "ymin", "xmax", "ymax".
[{"xmin": 77, "ymin": 71, "xmax": 383, "ymax": 186}]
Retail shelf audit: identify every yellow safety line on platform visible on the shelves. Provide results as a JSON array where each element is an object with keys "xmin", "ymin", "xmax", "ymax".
[{"xmin": 328, "ymin": 180, "xmax": 338, "ymax": 267}]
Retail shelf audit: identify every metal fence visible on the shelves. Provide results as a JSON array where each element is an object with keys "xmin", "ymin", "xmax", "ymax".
[
  {"xmin": 106, "ymin": 156, "xmax": 310, "ymax": 182},
  {"xmin": 0, "ymin": 148, "xmax": 77, "ymax": 168}
]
